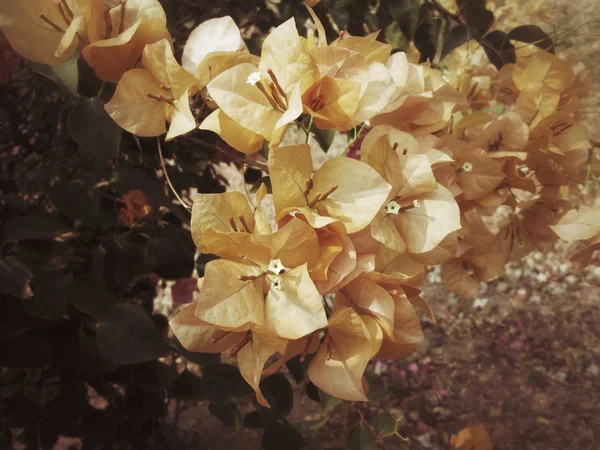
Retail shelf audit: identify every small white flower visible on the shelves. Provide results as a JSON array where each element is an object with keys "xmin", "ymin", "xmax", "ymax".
[
  {"xmin": 385, "ymin": 200, "xmax": 400, "ymax": 215},
  {"xmin": 268, "ymin": 259, "xmax": 288, "ymax": 275},
  {"xmin": 473, "ymin": 298, "xmax": 488, "ymax": 309},
  {"xmin": 412, "ymin": 199, "xmax": 421, "ymax": 208},
  {"xmin": 270, "ymin": 277, "xmax": 282, "ymax": 290},
  {"xmin": 462, "ymin": 162, "xmax": 473, "ymax": 172},
  {"xmin": 246, "ymin": 71, "xmax": 262, "ymax": 86}
]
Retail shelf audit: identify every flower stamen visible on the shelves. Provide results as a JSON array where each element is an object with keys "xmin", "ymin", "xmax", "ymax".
[
  {"xmin": 146, "ymin": 93, "xmax": 174, "ymax": 105},
  {"xmin": 225, "ymin": 330, "xmax": 252, "ymax": 358},
  {"xmin": 40, "ymin": 14, "xmax": 64, "ymax": 33},
  {"xmin": 238, "ymin": 214, "xmax": 251, "ymax": 233},
  {"xmin": 56, "ymin": 3, "xmax": 72, "ymax": 26},
  {"xmin": 103, "ymin": 6, "xmax": 113, "ymax": 39},
  {"xmin": 119, "ymin": 0, "xmax": 127, "ymax": 34}
]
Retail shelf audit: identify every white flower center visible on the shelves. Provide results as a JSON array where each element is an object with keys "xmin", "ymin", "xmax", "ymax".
[
  {"xmin": 462, "ymin": 162, "xmax": 473, "ymax": 172},
  {"xmin": 385, "ymin": 200, "xmax": 400, "ymax": 215},
  {"xmin": 270, "ymin": 277, "xmax": 282, "ymax": 290},
  {"xmin": 268, "ymin": 259, "xmax": 288, "ymax": 275},
  {"xmin": 246, "ymin": 71, "xmax": 262, "ymax": 86}
]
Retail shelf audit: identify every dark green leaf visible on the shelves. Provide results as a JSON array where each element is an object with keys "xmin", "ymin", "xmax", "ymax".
[
  {"xmin": 462, "ymin": 8, "xmax": 494, "ymax": 36},
  {"xmin": 50, "ymin": 180, "xmax": 105, "ymax": 227},
  {"xmin": 0, "ymin": 334, "xmax": 53, "ymax": 368},
  {"xmin": 456, "ymin": 0, "xmax": 486, "ymax": 11},
  {"xmin": 103, "ymin": 232, "xmax": 150, "ymax": 293},
  {"xmin": 130, "ymin": 361, "xmax": 177, "ymax": 390},
  {"xmin": 28, "ymin": 52, "xmax": 79, "ymax": 95},
  {"xmin": 319, "ymin": 389, "xmax": 343, "ymax": 414},
  {"xmin": 441, "ymin": 24, "xmax": 473, "ymax": 60},
  {"xmin": 311, "ymin": 127, "xmax": 336, "ymax": 153},
  {"xmin": 68, "ymin": 97, "xmax": 122, "ymax": 160},
  {"xmin": 96, "ymin": 304, "xmax": 167, "ymax": 365},
  {"xmin": 0, "ymin": 256, "xmax": 32, "ymax": 299},
  {"xmin": 24, "ymin": 271, "xmax": 73, "ymax": 320},
  {"xmin": 508, "ymin": 25, "xmax": 554, "ymax": 53},
  {"xmin": 384, "ymin": 21, "xmax": 410, "ymax": 51},
  {"xmin": 261, "ymin": 422, "xmax": 306, "ymax": 450},
  {"xmin": 172, "ymin": 335, "xmax": 221, "ymax": 367},
  {"xmin": 0, "ymin": 369, "xmax": 28, "ymax": 399},
  {"xmin": 63, "ymin": 276, "xmax": 117, "ymax": 319},
  {"xmin": 250, "ymin": 176, "xmax": 272, "ymax": 194},
  {"xmin": 3, "ymin": 216, "xmax": 71, "ymax": 242},
  {"xmin": 482, "ymin": 30, "xmax": 516, "ymax": 69},
  {"xmin": 389, "ymin": 0, "xmax": 421, "ymax": 41},
  {"xmin": 255, "ymin": 373, "xmax": 294, "ymax": 421},
  {"xmin": 201, "ymin": 364, "xmax": 252, "ymax": 406},
  {"xmin": 293, "ymin": 417, "xmax": 329, "ymax": 438},
  {"xmin": 195, "ymin": 253, "xmax": 219, "ymax": 278},
  {"xmin": 208, "ymin": 403, "xmax": 243, "ymax": 430},
  {"xmin": 347, "ymin": 422, "xmax": 377, "ymax": 450},
  {"xmin": 414, "ymin": 17, "xmax": 443, "ymax": 63},
  {"xmin": 374, "ymin": 413, "xmax": 396, "ymax": 436},
  {"xmin": 365, "ymin": 372, "xmax": 387, "ymax": 403},
  {"xmin": 145, "ymin": 226, "xmax": 195, "ymax": 280},
  {"xmin": 62, "ymin": 330, "xmax": 117, "ymax": 372},
  {"xmin": 286, "ymin": 354, "xmax": 312, "ymax": 384},
  {"xmin": 169, "ymin": 369, "xmax": 204, "ymax": 400}
]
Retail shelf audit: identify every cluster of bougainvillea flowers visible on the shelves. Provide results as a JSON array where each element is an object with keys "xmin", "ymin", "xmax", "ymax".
[{"xmin": 2, "ymin": 1, "xmax": 598, "ymax": 406}]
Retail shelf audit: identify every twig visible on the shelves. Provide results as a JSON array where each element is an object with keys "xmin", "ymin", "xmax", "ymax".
[
  {"xmin": 156, "ymin": 137, "xmax": 193, "ymax": 212},
  {"xmin": 183, "ymin": 136, "xmax": 269, "ymax": 173}
]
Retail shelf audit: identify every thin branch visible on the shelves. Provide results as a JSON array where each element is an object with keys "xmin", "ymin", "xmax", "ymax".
[
  {"xmin": 183, "ymin": 136, "xmax": 269, "ymax": 173},
  {"xmin": 157, "ymin": 137, "xmax": 193, "ymax": 212}
]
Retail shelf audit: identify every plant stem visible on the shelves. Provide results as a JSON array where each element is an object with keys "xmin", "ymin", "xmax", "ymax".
[
  {"xmin": 305, "ymin": 115, "xmax": 314, "ymax": 143},
  {"xmin": 341, "ymin": 123, "xmax": 366, "ymax": 156},
  {"xmin": 156, "ymin": 137, "xmax": 193, "ymax": 212},
  {"xmin": 182, "ymin": 136, "xmax": 269, "ymax": 173}
]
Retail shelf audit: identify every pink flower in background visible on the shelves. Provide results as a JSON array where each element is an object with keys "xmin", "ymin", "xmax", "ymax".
[
  {"xmin": 171, "ymin": 277, "xmax": 198, "ymax": 305},
  {"xmin": 408, "ymin": 362, "xmax": 419, "ymax": 373}
]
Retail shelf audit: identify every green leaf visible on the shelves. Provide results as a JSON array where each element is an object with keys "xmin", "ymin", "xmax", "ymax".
[
  {"xmin": 68, "ymin": 97, "xmax": 122, "ymax": 160},
  {"xmin": 482, "ymin": 30, "xmax": 516, "ymax": 69},
  {"xmin": 319, "ymin": 389, "xmax": 343, "ymax": 414},
  {"xmin": 374, "ymin": 413, "xmax": 397, "ymax": 436},
  {"xmin": 28, "ymin": 52, "xmax": 79, "ymax": 96},
  {"xmin": 24, "ymin": 271, "xmax": 73, "ymax": 320},
  {"xmin": 462, "ymin": 8, "xmax": 494, "ymax": 36},
  {"xmin": 0, "ymin": 298, "xmax": 43, "ymax": 338},
  {"xmin": 311, "ymin": 127, "xmax": 336, "ymax": 153},
  {"xmin": 145, "ymin": 226, "xmax": 195, "ymax": 280},
  {"xmin": 389, "ymin": 0, "xmax": 421, "ymax": 41},
  {"xmin": 169, "ymin": 369, "xmax": 204, "ymax": 400},
  {"xmin": 261, "ymin": 422, "xmax": 306, "ymax": 450},
  {"xmin": 250, "ymin": 176, "xmax": 272, "ymax": 194},
  {"xmin": 62, "ymin": 330, "xmax": 117, "ymax": 373},
  {"xmin": 50, "ymin": 180, "xmax": 105, "ymax": 227},
  {"xmin": 347, "ymin": 422, "xmax": 377, "ymax": 450},
  {"xmin": 200, "ymin": 364, "xmax": 252, "ymax": 406},
  {"xmin": 3, "ymin": 216, "xmax": 71, "ymax": 242},
  {"xmin": 441, "ymin": 24, "xmax": 473, "ymax": 60},
  {"xmin": 96, "ymin": 304, "xmax": 167, "ymax": 365},
  {"xmin": 172, "ymin": 336, "xmax": 221, "ymax": 367},
  {"xmin": 208, "ymin": 403, "xmax": 243, "ymax": 430},
  {"xmin": 255, "ymin": 373, "xmax": 294, "ymax": 421},
  {"xmin": 0, "ymin": 256, "xmax": 32, "ymax": 299},
  {"xmin": 0, "ymin": 369, "xmax": 28, "ymax": 399},
  {"xmin": 130, "ymin": 361, "xmax": 177, "ymax": 390},
  {"xmin": 103, "ymin": 232, "xmax": 150, "ymax": 293},
  {"xmin": 364, "ymin": 372, "xmax": 387, "ymax": 403},
  {"xmin": 63, "ymin": 276, "xmax": 117, "ymax": 320},
  {"xmin": 293, "ymin": 417, "xmax": 329, "ymax": 438},
  {"xmin": 508, "ymin": 25, "xmax": 554, "ymax": 53}
]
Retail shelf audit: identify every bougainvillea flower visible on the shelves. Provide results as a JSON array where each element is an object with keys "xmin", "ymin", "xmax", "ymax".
[
  {"xmin": 81, "ymin": 0, "xmax": 171, "ymax": 82},
  {"xmin": 269, "ymin": 144, "xmax": 391, "ymax": 234},
  {"xmin": 195, "ymin": 218, "xmax": 326, "ymax": 340},
  {"xmin": 512, "ymin": 50, "xmax": 575, "ymax": 127},
  {"xmin": 206, "ymin": 18, "xmax": 318, "ymax": 146},
  {"xmin": 105, "ymin": 39, "xmax": 200, "ymax": 140},
  {"xmin": 0, "ymin": 0, "xmax": 85, "ymax": 65},
  {"xmin": 303, "ymin": 46, "xmax": 395, "ymax": 130},
  {"xmin": 181, "ymin": 16, "xmax": 258, "ymax": 89},
  {"xmin": 170, "ymin": 302, "xmax": 285, "ymax": 407},
  {"xmin": 363, "ymin": 136, "xmax": 461, "ymax": 253},
  {"xmin": 372, "ymin": 52, "xmax": 468, "ymax": 133},
  {"xmin": 307, "ymin": 305, "xmax": 381, "ymax": 401}
]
